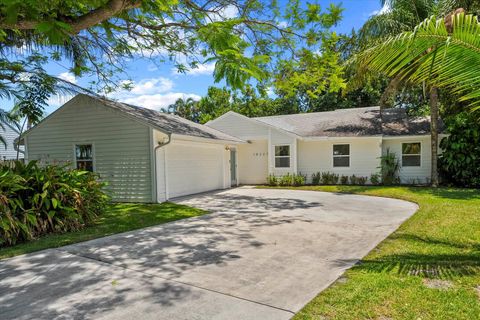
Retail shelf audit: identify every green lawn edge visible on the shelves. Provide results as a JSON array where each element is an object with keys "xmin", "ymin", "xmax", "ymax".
[
  {"xmin": 259, "ymin": 185, "xmax": 480, "ymax": 320},
  {"xmin": 0, "ymin": 202, "xmax": 206, "ymax": 260}
]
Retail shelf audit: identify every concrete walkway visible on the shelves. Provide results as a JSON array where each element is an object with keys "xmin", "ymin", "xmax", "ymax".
[{"xmin": 0, "ymin": 187, "xmax": 418, "ymax": 320}]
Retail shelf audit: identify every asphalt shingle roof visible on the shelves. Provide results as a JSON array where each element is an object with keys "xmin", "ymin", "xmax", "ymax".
[
  {"xmin": 254, "ymin": 106, "xmax": 437, "ymax": 137},
  {"xmin": 85, "ymin": 94, "xmax": 244, "ymax": 143}
]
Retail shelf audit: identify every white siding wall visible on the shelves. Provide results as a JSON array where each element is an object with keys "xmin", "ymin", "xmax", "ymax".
[
  {"xmin": 26, "ymin": 95, "xmax": 153, "ymax": 202},
  {"xmin": 0, "ymin": 122, "xmax": 23, "ymax": 160},
  {"xmin": 164, "ymin": 140, "xmax": 226, "ymax": 199},
  {"xmin": 237, "ymin": 139, "xmax": 268, "ymax": 184},
  {"xmin": 269, "ymin": 129, "xmax": 297, "ymax": 176},
  {"xmin": 206, "ymin": 112, "xmax": 268, "ymax": 139},
  {"xmin": 298, "ymin": 138, "xmax": 382, "ymax": 183},
  {"xmin": 382, "ymin": 136, "xmax": 432, "ymax": 184}
]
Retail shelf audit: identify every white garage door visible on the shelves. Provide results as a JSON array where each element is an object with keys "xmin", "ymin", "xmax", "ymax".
[{"xmin": 159, "ymin": 141, "xmax": 225, "ymax": 199}]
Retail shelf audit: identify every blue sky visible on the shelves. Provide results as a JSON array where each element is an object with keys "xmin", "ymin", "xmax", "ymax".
[{"xmin": 6, "ymin": 0, "xmax": 382, "ymax": 114}]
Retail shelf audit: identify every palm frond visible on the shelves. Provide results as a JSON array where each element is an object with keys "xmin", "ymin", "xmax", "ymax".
[{"xmin": 360, "ymin": 12, "xmax": 480, "ymax": 109}]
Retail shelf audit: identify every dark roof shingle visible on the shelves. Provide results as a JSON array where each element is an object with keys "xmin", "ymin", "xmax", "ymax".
[{"xmin": 254, "ymin": 106, "xmax": 438, "ymax": 137}]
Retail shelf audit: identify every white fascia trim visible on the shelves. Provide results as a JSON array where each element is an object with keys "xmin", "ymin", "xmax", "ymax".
[
  {"xmin": 171, "ymin": 133, "xmax": 246, "ymax": 145},
  {"xmin": 382, "ymin": 134, "xmax": 449, "ymax": 140},
  {"xmin": 301, "ymin": 135, "xmax": 383, "ymax": 141}
]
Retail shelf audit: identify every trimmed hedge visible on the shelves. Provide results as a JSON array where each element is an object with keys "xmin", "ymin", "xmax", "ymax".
[{"xmin": 0, "ymin": 161, "xmax": 109, "ymax": 246}]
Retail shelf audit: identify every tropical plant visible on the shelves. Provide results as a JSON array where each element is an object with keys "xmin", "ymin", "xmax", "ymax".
[
  {"xmin": 311, "ymin": 172, "xmax": 321, "ymax": 185},
  {"xmin": 321, "ymin": 171, "xmax": 340, "ymax": 185},
  {"xmin": 358, "ymin": 1, "xmax": 480, "ymax": 186},
  {"xmin": 340, "ymin": 175, "xmax": 349, "ymax": 185},
  {"xmin": 439, "ymin": 112, "xmax": 480, "ymax": 187},
  {"xmin": 267, "ymin": 174, "xmax": 278, "ymax": 186},
  {"xmin": 279, "ymin": 173, "xmax": 293, "ymax": 187},
  {"xmin": 370, "ymin": 173, "xmax": 381, "ymax": 185},
  {"xmin": 379, "ymin": 149, "xmax": 401, "ymax": 185},
  {"xmin": 292, "ymin": 173, "xmax": 306, "ymax": 186},
  {"xmin": 0, "ymin": 161, "xmax": 109, "ymax": 246}
]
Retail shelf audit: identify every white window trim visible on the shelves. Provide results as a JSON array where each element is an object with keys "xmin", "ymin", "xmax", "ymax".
[
  {"xmin": 401, "ymin": 142, "xmax": 422, "ymax": 167},
  {"xmin": 332, "ymin": 143, "xmax": 350, "ymax": 168},
  {"xmin": 274, "ymin": 144, "xmax": 291, "ymax": 169},
  {"xmin": 73, "ymin": 143, "xmax": 96, "ymax": 172}
]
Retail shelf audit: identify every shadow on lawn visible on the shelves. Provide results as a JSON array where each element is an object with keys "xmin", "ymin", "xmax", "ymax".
[
  {"xmin": 338, "ymin": 233, "xmax": 480, "ymax": 280},
  {"xmin": 404, "ymin": 187, "xmax": 480, "ymax": 200}
]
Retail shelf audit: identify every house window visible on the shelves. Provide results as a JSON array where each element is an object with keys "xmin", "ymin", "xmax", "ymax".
[
  {"xmin": 402, "ymin": 142, "xmax": 421, "ymax": 167},
  {"xmin": 275, "ymin": 145, "xmax": 290, "ymax": 168},
  {"xmin": 333, "ymin": 144, "xmax": 350, "ymax": 167},
  {"xmin": 75, "ymin": 144, "xmax": 94, "ymax": 172}
]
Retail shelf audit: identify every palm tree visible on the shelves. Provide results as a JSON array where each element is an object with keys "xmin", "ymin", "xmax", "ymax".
[
  {"xmin": 360, "ymin": 12, "xmax": 480, "ymax": 186},
  {"xmin": 359, "ymin": 0, "xmax": 480, "ymax": 186}
]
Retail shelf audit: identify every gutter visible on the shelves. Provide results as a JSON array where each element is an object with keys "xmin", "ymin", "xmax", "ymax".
[{"xmin": 154, "ymin": 133, "xmax": 171, "ymax": 203}]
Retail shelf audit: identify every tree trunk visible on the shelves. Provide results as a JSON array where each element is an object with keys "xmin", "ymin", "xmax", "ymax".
[{"xmin": 430, "ymin": 86, "xmax": 439, "ymax": 187}]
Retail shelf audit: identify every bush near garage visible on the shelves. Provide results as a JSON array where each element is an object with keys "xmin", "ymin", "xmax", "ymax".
[{"xmin": 0, "ymin": 161, "xmax": 109, "ymax": 246}]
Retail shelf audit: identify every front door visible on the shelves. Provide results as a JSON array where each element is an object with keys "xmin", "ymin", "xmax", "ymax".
[{"xmin": 230, "ymin": 149, "xmax": 237, "ymax": 186}]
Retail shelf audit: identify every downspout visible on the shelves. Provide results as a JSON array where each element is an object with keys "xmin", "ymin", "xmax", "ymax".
[{"xmin": 154, "ymin": 133, "xmax": 171, "ymax": 203}]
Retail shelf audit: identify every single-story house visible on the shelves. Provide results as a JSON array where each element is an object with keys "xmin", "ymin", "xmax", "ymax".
[
  {"xmin": 1, "ymin": 119, "xmax": 24, "ymax": 160},
  {"xmin": 206, "ymin": 107, "xmax": 443, "ymax": 186},
  {"xmin": 21, "ymin": 94, "xmax": 441, "ymax": 203}
]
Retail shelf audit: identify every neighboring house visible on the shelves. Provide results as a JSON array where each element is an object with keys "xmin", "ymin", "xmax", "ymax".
[
  {"xmin": 21, "ymin": 94, "xmax": 442, "ymax": 203},
  {"xmin": 206, "ymin": 107, "xmax": 443, "ymax": 185},
  {"xmin": 0, "ymin": 119, "xmax": 23, "ymax": 160},
  {"xmin": 20, "ymin": 94, "xmax": 243, "ymax": 203}
]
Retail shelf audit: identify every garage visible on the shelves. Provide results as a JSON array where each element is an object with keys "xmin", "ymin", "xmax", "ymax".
[{"xmin": 156, "ymin": 139, "xmax": 231, "ymax": 201}]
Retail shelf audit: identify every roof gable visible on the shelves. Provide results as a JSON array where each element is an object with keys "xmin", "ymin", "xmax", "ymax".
[{"xmin": 22, "ymin": 94, "xmax": 244, "ymax": 143}]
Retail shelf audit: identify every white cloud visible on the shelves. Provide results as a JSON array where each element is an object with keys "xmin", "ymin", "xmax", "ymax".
[
  {"xmin": 173, "ymin": 62, "xmax": 216, "ymax": 76},
  {"xmin": 109, "ymin": 76, "xmax": 200, "ymax": 111},
  {"xmin": 370, "ymin": 3, "xmax": 390, "ymax": 16},
  {"xmin": 277, "ymin": 20, "xmax": 288, "ymax": 28},
  {"xmin": 209, "ymin": 5, "xmax": 239, "ymax": 22},
  {"xmin": 58, "ymin": 72, "xmax": 77, "ymax": 84},
  {"xmin": 122, "ymin": 77, "xmax": 174, "ymax": 95},
  {"xmin": 120, "ymin": 93, "xmax": 201, "ymax": 110}
]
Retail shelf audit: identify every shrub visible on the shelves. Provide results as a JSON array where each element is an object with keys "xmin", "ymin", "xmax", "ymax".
[
  {"xmin": 321, "ymin": 172, "xmax": 339, "ymax": 185},
  {"xmin": 279, "ymin": 173, "xmax": 293, "ymax": 186},
  {"xmin": 293, "ymin": 173, "xmax": 306, "ymax": 186},
  {"xmin": 267, "ymin": 174, "xmax": 278, "ymax": 186},
  {"xmin": 311, "ymin": 172, "xmax": 321, "ymax": 185},
  {"xmin": 0, "ymin": 161, "xmax": 109, "ymax": 246},
  {"xmin": 349, "ymin": 174, "xmax": 358, "ymax": 185},
  {"xmin": 340, "ymin": 175, "xmax": 349, "ymax": 185},
  {"xmin": 370, "ymin": 173, "xmax": 381, "ymax": 185},
  {"xmin": 379, "ymin": 149, "xmax": 400, "ymax": 185},
  {"xmin": 356, "ymin": 176, "xmax": 368, "ymax": 185},
  {"xmin": 439, "ymin": 112, "xmax": 480, "ymax": 187}
]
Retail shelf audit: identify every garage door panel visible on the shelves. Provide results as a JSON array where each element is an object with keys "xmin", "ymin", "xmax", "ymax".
[{"xmin": 166, "ymin": 142, "xmax": 224, "ymax": 198}]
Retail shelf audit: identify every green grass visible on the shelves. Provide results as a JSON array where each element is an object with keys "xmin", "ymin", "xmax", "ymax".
[
  {"xmin": 0, "ymin": 202, "xmax": 205, "ymax": 260},
  {"xmin": 261, "ymin": 185, "xmax": 480, "ymax": 320}
]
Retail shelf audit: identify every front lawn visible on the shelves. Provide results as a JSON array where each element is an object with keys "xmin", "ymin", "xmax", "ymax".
[
  {"xmin": 262, "ymin": 186, "xmax": 480, "ymax": 320},
  {"xmin": 0, "ymin": 202, "xmax": 205, "ymax": 260}
]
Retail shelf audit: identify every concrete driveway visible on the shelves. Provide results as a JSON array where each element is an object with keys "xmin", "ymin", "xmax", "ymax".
[{"xmin": 0, "ymin": 187, "xmax": 417, "ymax": 320}]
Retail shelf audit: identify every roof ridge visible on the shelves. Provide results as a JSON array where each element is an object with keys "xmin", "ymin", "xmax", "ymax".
[{"xmin": 253, "ymin": 106, "xmax": 380, "ymax": 120}]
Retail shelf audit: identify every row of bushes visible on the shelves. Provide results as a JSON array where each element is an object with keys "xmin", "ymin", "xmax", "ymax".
[
  {"xmin": 268, "ymin": 171, "xmax": 383, "ymax": 186},
  {"xmin": 267, "ymin": 173, "xmax": 306, "ymax": 186},
  {"xmin": 0, "ymin": 161, "xmax": 109, "ymax": 246},
  {"xmin": 268, "ymin": 172, "xmax": 381, "ymax": 186}
]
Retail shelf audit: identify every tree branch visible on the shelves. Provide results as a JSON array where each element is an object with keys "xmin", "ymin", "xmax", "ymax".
[{"xmin": 0, "ymin": 0, "xmax": 142, "ymax": 34}]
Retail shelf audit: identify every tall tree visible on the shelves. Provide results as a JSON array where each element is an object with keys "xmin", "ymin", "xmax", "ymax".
[
  {"xmin": 358, "ymin": 0, "xmax": 480, "ymax": 186},
  {"xmin": 0, "ymin": 0, "xmax": 344, "ymax": 118},
  {"xmin": 360, "ymin": 12, "xmax": 480, "ymax": 186}
]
